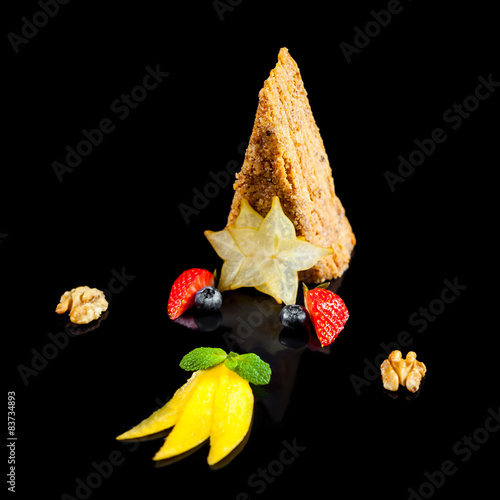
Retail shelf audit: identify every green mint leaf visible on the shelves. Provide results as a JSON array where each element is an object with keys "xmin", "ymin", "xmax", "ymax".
[
  {"xmin": 224, "ymin": 351, "xmax": 239, "ymax": 372},
  {"xmin": 224, "ymin": 352, "xmax": 271, "ymax": 385},
  {"xmin": 179, "ymin": 347, "xmax": 227, "ymax": 371}
]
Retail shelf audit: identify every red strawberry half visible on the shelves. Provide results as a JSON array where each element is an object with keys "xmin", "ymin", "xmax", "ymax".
[
  {"xmin": 167, "ymin": 268, "xmax": 214, "ymax": 320},
  {"xmin": 304, "ymin": 286, "xmax": 349, "ymax": 347}
]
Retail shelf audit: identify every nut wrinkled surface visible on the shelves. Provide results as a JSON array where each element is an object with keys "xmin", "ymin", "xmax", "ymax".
[
  {"xmin": 380, "ymin": 350, "xmax": 426, "ymax": 393},
  {"xmin": 55, "ymin": 286, "xmax": 109, "ymax": 324}
]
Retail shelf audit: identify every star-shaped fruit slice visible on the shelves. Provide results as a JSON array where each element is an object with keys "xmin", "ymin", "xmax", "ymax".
[{"xmin": 205, "ymin": 196, "xmax": 333, "ymax": 305}]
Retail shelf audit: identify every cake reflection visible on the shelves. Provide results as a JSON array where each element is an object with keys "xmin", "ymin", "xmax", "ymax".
[
  {"xmin": 218, "ymin": 289, "xmax": 331, "ymax": 423},
  {"xmin": 170, "ymin": 276, "xmax": 345, "ymax": 424}
]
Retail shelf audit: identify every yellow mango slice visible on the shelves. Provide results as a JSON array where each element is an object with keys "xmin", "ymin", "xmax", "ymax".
[
  {"xmin": 207, "ymin": 364, "xmax": 254, "ymax": 466},
  {"xmin": 117, "ymin": 360, "xmax": 257, "ymax": 466},
  {"xmin": 116, "ymin": 370, "xmax": 203, "ymax": 440},
  {"xmin": 153, "ymin": 365, "xmax": 222, "ymax": 461}
]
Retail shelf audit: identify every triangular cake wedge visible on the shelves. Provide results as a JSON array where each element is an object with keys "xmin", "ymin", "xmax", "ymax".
[{"xmin": 227, "ymin": 47, "xmax": 355, "ymax": 283}]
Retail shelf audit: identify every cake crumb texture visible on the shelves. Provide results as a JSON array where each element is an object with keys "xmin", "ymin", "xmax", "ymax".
[{"xmin": 227, "ymin": 47, "xmax": 356, "ymax": 282}]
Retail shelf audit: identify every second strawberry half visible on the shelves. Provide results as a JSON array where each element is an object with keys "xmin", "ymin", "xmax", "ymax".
[{"xmin": 303, "ymin": 285, "xmax": 349, "ymax": 347}]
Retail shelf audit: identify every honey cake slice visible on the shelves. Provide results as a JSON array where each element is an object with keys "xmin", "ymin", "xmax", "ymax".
[{"xmin": 227, "ymin": 47, "xmax": 355, "ymax": 282}]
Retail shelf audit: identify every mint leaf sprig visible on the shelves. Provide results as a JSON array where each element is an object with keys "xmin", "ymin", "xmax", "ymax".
[
  {"xmin": 179, "ymin": 347, "xmax": 271, "ymax": 386},
  {"xmin": 179, "ymin": 347, "xmax": 227, "ymax": 371}
]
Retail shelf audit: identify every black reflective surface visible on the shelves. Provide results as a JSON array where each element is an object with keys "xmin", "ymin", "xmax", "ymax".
[{"xmin": 5, "ymin": 2, "xmax": 497, "ymax": 499}]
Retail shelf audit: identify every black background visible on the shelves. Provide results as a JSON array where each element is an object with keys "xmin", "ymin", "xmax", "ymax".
[{"xmin": 4, "ymin": 1, "xmax": 498, "ymax": 499}]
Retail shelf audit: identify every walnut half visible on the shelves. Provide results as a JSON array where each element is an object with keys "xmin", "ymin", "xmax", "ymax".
[
  {"xmin": 380, "ymin": 350, "xmax": 426, "ymax": 393},
  {"xmin": 55, "ymin": 286, "xmax": 109, "ymax": 325}
]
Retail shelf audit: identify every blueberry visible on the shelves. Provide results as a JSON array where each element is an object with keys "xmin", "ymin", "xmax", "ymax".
[
  {"xmin": 279, "ymin": 305, "xmax": 308, "ymax": 329},
  {"xmin": 194, "ymin": 286, "xmax": 223, "ymax": 312}
]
